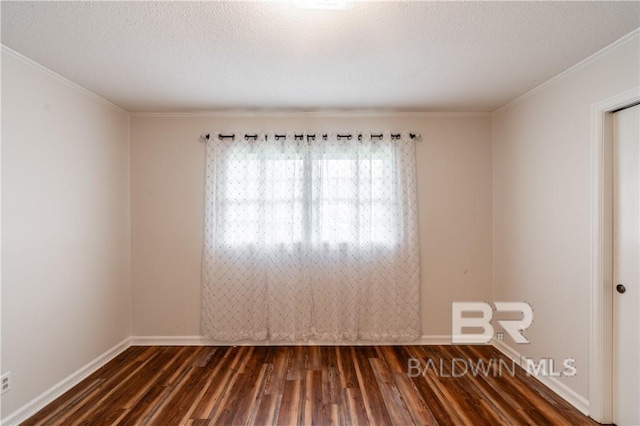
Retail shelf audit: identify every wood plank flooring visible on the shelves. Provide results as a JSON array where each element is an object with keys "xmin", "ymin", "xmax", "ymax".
[{"xmin": 22, "ymin": 345, "xmax": 601, "ymax": 425}]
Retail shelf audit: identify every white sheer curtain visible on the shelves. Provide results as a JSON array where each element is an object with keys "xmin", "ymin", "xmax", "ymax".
[{"xmin": 201, "ymin": 132, "xmax": 420, "ymax": 341}]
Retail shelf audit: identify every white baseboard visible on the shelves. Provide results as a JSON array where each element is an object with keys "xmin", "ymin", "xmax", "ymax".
[
  {"xmin": 1, "ymin": 337, "xmax": 131, "ymax": 426},
  {"xmin": 491, "ymin": 339, "xmax": 590, "ymax": 416},
  {"xmin": 416, "ymin": 335, "xmax": 454, "ymax": 345},
  {"xmin": 130, "ymin": 334, "xmax": 454, "ymax": 346}
]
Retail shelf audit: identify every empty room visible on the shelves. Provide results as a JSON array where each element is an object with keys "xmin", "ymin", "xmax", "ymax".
[{"xmin": 1, "ymin": 1, "xmax": 639, "ymax": 425}]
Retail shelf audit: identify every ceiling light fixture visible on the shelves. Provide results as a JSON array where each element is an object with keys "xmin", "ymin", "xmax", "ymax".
[{"xmin": 294, "ymin": 0, "xmax": 354, "ymax": 10}]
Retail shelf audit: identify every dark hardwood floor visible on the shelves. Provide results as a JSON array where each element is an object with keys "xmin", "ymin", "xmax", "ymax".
[{"xmin": 22, "ymin": 345, "xmax": 601, "ymax": 425}]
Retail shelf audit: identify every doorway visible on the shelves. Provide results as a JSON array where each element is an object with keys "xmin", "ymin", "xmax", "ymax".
[
  {"xmin": 590, "ymin": 88, "xmax": 640, "ymax": 424},
  {"xmin": 612, "ymin": 103, "xmax": 640, "ymax": 426}
]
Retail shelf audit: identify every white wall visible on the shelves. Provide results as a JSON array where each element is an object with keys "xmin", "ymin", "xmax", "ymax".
[
  {"xmin": 1, "ymin": 48, "xmax": 131, "ymax": 417},
  {"xmin": 492, "ymin": 32, "xmax": 640, "ymax": 400},
  {"xmin": 129, "ymin": 115, "xmax": 493, "ymax": 339}
]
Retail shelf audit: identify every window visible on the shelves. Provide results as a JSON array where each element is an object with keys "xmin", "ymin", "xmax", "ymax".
[
  {"xmin": 215, "ymin": 140, "xmax": 398, "ymax": 247},
  {"xmin": 221, "ymin": 153, "xmax": 304, "ymax": 245}
]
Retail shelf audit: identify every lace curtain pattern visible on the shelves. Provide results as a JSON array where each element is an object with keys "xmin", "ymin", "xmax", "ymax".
[{"xmin": 202, "ymin": 132, "xmax": 420, "ymax": 341}]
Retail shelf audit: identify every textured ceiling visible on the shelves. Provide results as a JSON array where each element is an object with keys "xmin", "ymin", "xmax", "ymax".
[{"xmin": 1, "ymin": 1, "xmax": 639, "ymax": 112}]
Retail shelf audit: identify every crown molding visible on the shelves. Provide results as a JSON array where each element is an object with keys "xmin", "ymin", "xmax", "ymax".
[
  {"xmin": 5, "ymin": 25, "xmax": 639, "ymax": 119},
  {"xmin": 128, "ymin": 110, "xmax": 492, "ymax": 118},
  {"xmin": 1, "ymin": 44, "xmax": 128, "ymax": 115},
  {"xmin": 493, "ymin": 27, "xmax": 640, "ymax": 115},
  {"xmin": 2, "ymin": 43, "xmax": 490, "ymax": 117}
]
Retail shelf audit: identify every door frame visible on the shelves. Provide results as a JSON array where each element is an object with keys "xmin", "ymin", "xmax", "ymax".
[{"xmin": 590, "ymin": 87, "xmax": 640, "ymax": 423}]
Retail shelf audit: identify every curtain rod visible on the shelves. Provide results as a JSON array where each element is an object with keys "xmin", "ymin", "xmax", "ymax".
[{"xmin": 200, "ymin": 132, "xmax": 421, "ymax": 142}]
